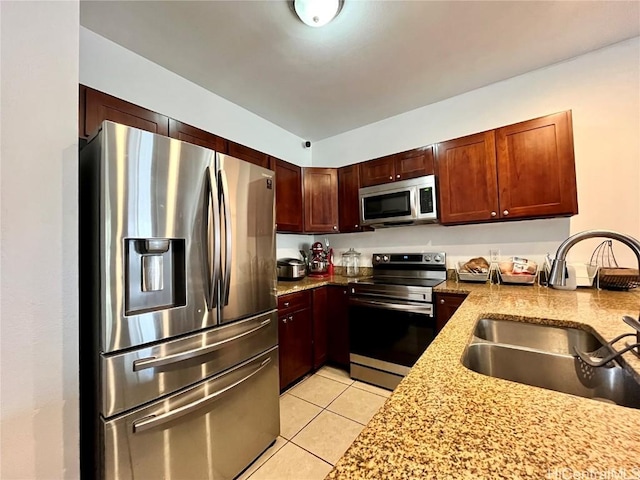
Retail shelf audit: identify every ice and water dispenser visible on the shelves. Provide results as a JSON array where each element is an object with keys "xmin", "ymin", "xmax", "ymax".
[{"xmin": 125, "ymin": 238, "xmax": 186, "ymax": 315}]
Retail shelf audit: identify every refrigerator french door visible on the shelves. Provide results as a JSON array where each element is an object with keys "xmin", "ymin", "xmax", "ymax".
[{"xmin": 79, "ymin": 121, "xmax": 278, "ymax": 480}]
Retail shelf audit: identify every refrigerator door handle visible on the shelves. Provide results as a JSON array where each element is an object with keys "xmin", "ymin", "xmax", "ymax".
[
  {"xmin": 219, "ymin": 168, "xmax": 232, "ymax": 306},
  {"xmin": 132, "ymin": 318, "xmax": 271, "ymax": 372},
  {"xmin": 206, "ymin": 166, "xmax": 221, "ymax": 310},
  {"xmin": 132, "ymin": 357, "xmax": 271, "ymax": 434}
]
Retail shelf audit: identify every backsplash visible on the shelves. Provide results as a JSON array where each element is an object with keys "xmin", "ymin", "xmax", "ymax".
[{"xmin": 278, "ymin": 217, "xmax": 571, "ymax": 268}]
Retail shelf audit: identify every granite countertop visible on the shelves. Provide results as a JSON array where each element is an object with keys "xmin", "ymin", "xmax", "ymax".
[
  {"xmin": 328, "ymin": 281, "xmax": 640, "ymax": 479},
  {"xmin": 276, "ymin": 274, "xmax": 370, "ymax": 296}
]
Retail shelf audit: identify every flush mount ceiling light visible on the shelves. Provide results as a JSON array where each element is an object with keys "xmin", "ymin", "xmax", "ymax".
[{"xmin": 294, "ymin": 0, "xmax": 343, "ymax": 27}]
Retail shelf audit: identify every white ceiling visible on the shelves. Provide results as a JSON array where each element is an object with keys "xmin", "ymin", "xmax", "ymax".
[{"xmin": 80, "ymin": 1, "xmax": 640, "ymax": 141}]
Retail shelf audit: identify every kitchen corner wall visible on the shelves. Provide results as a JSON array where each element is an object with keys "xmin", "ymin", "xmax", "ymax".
[{"xmin": 313, "ymin": 37, "xmax": 640, "ymax": 268}]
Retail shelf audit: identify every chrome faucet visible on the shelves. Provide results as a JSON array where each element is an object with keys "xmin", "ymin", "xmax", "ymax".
[
  {"xmin": 549, "ymin": 230, "xmax": 640, "ymax": 366},
  {"xmin": 548, "ymin": 229, "xmax": 640, "ymax": 288}
]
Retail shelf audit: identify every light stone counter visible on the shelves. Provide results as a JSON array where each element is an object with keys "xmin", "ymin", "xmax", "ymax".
[{"xmin": 328, "ymin": 282, "xmax": 640, "ymax": 479}]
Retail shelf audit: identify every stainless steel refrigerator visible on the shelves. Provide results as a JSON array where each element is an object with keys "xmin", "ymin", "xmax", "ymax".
[{"xmin": 79, "ymin": 121, "xmax": 279, "ymax": 479}]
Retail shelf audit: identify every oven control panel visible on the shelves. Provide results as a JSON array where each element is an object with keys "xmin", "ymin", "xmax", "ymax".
[{"xmin": 372, "ymin": 252, "xmax": 446, "ymax": 266}]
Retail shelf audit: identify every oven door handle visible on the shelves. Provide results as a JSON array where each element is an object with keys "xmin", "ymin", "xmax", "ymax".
[{"xmin": 350, "ymin": 298, "xmax": 433, "ymax": 316}]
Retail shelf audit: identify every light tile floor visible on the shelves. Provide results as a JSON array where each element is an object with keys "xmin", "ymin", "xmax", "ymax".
[{"xmin": 237, "ymin": 366, "xmax": 391, "ymax": 480}]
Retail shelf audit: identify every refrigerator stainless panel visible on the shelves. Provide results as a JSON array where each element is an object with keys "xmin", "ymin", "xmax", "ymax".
[
  {"xmin": 217, "ymin": 154, "xmax": 277, "ymax": 324},
  {"xmin": 100, "ymin": 309, "xmax": 278, "ymax": 417},
  {"xmin": 103, "ymin": 347, "xmax": 280, "ymax": 480},
  {"xmin": 95, "ymin": 122, "xmax": 218, "ymax": 352}
]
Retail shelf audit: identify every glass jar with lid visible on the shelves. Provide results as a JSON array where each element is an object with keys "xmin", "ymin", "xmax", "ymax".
[{"xmin": 342, "ymin": 248, "xmax": 361, "ymax": 277}]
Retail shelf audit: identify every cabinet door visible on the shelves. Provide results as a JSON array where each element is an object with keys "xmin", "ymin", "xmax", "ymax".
[
  {"xmin": 359, "ymin": 156, "xmax": 395, "ymax": 187},
  {"xmin": 435, "ymin": 292, "xmax": 467, "ymax": 332},
  {"xmin": 338, "ymin": 164, "xmax": 361, "ymax": 233},
  {"xmin": 83, "ymin": 87, "xmax": 169, "ymax": 138},
  {"xmin": 496, "ymin": 111, "xmax": 577, "ymax": 219},
  {"xmin": 394, "ymin": 146, "xmax": 434, "ymax": 181},
  {"xmin": 327, "ymin": 286, "xmax": 350, "ymax": 367},
  {"xmin": 279, "ymin": 308, "xmax": 313, "ymax": 390},
  {"xmin": 227, "ymin": 141, "xmax": 270, "ymax": 168},
  {"xmin": 168, "ymin": 119, "xmax": 227, "ymax": 153},
  {"xmin": 435, "ymin": 131, "xmax": 499, "ymax": 225},
  {"xmin": 303, "ymin": 168, "xmax": 339, "ymax": 233},
  {"xmin": 312, "ymin": 288, "xmax": 328, "ymax": 370},
  {"xmin": 272, "ymin": 158, "xmax": 304, "ymax": 233}
]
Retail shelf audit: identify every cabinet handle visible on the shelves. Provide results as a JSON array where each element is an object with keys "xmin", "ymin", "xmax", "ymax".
[
  {"xmin": 490, "ymin": 211, "xmax": 497, "ymax": 217},
  {"xmin": 396, "ymin": 174, "xmax": 400, "ymax": 179},
  {"xmin": 440, "ymin": 299, "xmax": 445, "ymax": 304},
  {"xmin": 355, "ymin": 224, "xmax": 359, "ymax": 228},
  {"xmin": 343, "ymin": 290, "xmax": 347, "ymax": 294},
  {"xmin": 389, "ymin": 176, "xmax": 393, "ymax": 180},
  {"xmin": 503, "ymin": 210, "xmax": 509, "ymax": 216},
  {"xmin": 284, "ymin": 302, "xmax": 290, "ymax": 307},
  {"xmin": 282, "ymin": 317, "xmax": 287, "ymax": 324},
  {"xmin": 333, "ymin": 225, "xmax": 338, "ymax": 230},
  {"xmin": 289, "ymin": 316, "xmax": 293, "ymax": 322}
]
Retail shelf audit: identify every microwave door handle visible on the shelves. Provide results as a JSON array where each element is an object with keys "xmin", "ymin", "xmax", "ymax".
[
  {"xmin": 219, "ymin": 168, "xmax": 232, "ymax": 306},
  {"xmin": 205, "ymin": 167, "xmax": 221, "ymax": 310},
  {"xmin": 350, "ymin": 298, "xmax": 433, "ymax": 316},
  {"xmin": 132, "ymin": 357, "xmax": 271, "ymax": 434}
]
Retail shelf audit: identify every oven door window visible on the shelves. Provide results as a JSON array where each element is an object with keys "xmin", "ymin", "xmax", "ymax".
[
  {"xmin": 362, "ymin": 191, "xmax": 412, "ymax": 220},
  {"xmin": 349, "ymin": 303, "xmax": 436, "ymax": 368}
]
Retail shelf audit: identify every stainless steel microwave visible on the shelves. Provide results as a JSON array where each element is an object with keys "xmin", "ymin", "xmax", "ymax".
[{"xmin": 359, "ymin": 175, "xmax": 438, "ymax": 227}]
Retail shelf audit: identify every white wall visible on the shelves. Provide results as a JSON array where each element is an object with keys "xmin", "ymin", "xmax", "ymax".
[
  {"xmin": 80, "ymin": 27, "xmax": 312, "ymax": 167},
  {"xmin": 0, "ymin": 1, "xmax": 79, "ymax": 478},
  {"xmin": 314, "ymin": 37, "xmax": 640, "ymax": 268}
]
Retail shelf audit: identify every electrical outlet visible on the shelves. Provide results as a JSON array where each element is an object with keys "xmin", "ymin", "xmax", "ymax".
[{"xmin": 490, "ymin": 249, "xmax": 500, "ymax": 263}]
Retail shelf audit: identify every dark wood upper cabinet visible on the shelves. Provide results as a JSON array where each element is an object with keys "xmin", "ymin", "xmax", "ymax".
[
  {"xmin": 359, "ymin": 156, "xmax": 396, "ymax": 187},
  {"xmin": 359, "ymin": 146, "xmax": 435, "ymax": 188},
  {"xmin": 272, "ymin": 157, "xmax": 304, "ymax": 233},
  {"xmin": 303, "ymin": 167, "xmax": 339, "ymax": 233},
  {"xmin": 435, "ymin": 131, "xmax": 500, "ymax": 225},
  {"xmin": 395, "ymin": 146, "xmax": 434, "ymax": 181},
  {"xmin": 82, "ymin": 86, "xmax": 169, "ymax": 138},
  {"xmin": 495, "ymin": 111, "xmax": 577, "ymax": 219},
  {"xmin": 168, "ymin": 119, "xmax": 227, "ymax": 153},
  {"xmin": 227, "ymin": 141, "xmax": 269, "ymax": 169},
  {"xmin": 436, "ymin": 111, "xmax": 578, "ymax": 225},
  {"xmin": 338, "ymin": 164, "xmax": 361, "ymax": 233}
]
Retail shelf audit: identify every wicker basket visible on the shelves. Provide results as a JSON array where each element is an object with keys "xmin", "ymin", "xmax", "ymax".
[
  {"xmin": 590, "ymin": 240, "xmax": 640, "ymax": 290},
  {"xmin": 598, "ymin": 268, "xmax": 640, "ymax": 290}
]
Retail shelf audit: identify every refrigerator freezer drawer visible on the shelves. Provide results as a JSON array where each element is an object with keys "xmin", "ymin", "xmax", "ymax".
[
  {"xmin": 103, "ymin": 347, "xmax": 279, "ymax": 480},
  {"xmin": 101, "ymin": 310, "xmax": 277, "ymax": 417}
]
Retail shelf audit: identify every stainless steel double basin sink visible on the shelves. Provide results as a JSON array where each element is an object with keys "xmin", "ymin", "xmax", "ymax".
[{"xmin": 462, "ymin": 318, "xmax": 640, "ymax": 409}]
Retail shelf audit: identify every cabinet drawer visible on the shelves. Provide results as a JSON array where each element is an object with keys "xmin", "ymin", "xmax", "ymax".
[{"xmin": 278, "ymin": 290, "xmax": 312, "ymax": 315}]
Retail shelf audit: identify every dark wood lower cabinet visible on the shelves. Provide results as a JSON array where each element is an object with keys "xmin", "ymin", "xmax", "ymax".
[
  {"xmin": 327, "ymin": 286, "xmax": 350, "ymax": 367},
  {"xmin": 312, "ymin": 288, "xmax": 328, "ymax": 369},
  {"xmin": 278, "ymin": 307, "xmax": 313, "ymax": 391},
  {"xmin": 435, "ymin": 292, "xmax": 467, "ymax": 332}
]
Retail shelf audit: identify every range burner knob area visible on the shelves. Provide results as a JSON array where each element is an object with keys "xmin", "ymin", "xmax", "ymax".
[
  {"xmin": 382, "ymin": 255, "xmax": 389, "ymax": 262},
  {"xmin": 424, "ymin": 255, "xmax": 432, "ymax": 262},
  {"xmin": 434, "ymin": 254, "xmax": 443, "ymax": 263},
  {"xmin": 374, "ymin": 255, "xmax": 381, "ymax": 263}
]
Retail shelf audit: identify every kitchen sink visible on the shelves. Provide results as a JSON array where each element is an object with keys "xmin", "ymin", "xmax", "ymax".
[
  {"xmin": 472, "ymin": 318, "xmax": 602, "ymax": 355},
  {"xmin": 462, "ymin": 318, "xmax": 640, "ymax": 409}
]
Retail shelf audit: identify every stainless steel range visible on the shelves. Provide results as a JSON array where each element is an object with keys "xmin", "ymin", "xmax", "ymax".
[{"xmin": 348, "ymin": 253, "xmax": 447, "ymax": 390}]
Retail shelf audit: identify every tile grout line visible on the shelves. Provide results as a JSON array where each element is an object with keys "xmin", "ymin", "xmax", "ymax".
[{"xmin": 252, "ymin": 370, "xmax": 391, "ymax": 479}]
